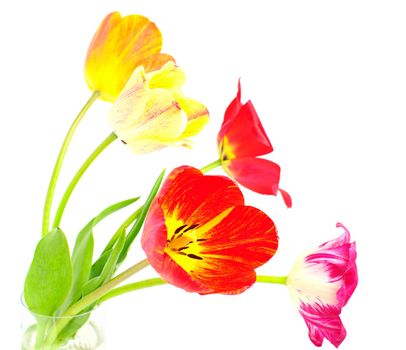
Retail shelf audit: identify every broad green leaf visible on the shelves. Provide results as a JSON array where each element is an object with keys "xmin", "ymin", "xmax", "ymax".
[
  {"xmin": 24, "ymin": 228, "xmax": 72, "ymax": 316},
  {"xmin": 118, "ymin": 169, "xmax": 165, "ymax": 263},
  {"xmin": 65, "ymin": 197, "xmax": 140, "ymax": 307}
]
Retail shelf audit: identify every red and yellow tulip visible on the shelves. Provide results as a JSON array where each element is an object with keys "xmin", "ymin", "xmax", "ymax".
[
  {"xmin": 141, "ymin": 166, "xmax": 279, "ymax": 294},
  {"xmin": 217, "ymin": 82, "xmax": 291, "ymax": 207},
  {"xmin": 109, "ymin": 62, "xmax": 209, "ymax": 153},
  {"xmin": 85, "ymin": 12, "xmax": 173, "ymax": 102}
]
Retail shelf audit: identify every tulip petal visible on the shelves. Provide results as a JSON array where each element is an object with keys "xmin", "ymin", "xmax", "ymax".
[
  {"xmin": 223, "ymin": 157, "xmax": 281, "ymax": 195},
  {"xmin": 147, "ymin": 61, "xmax": 185, "ymax": 91},
  {"xmin": 217, "ymin": 80, "xmax": 243, "ymax": 142},
  {"xmin": 85, "ymin": 12, "xmax": 166, "ymax": 101},
  {"xmin": 164, "ymin": 205, "xmax": 277, "ymax": 294},
  {"xmin": 139, "ymin": 53, "xmax": 175, "ymax": 73},
  {"xmin": 279, "ymin": 188, "xmax": 293, "ymax": 208},
  {"xmin": 175, "ymin": 94, "xmax": 209, "ymax": 138},
  {"xmin": 159, "ymin": 166, "xmax": 244, "ymax": 225},
  {"xmin": 300, "ymin": 304, "xmax": 347, "ymax": 348},
  {"xmin": 218, "ymin": 83, "xmax": 273, "ymax": 159}
]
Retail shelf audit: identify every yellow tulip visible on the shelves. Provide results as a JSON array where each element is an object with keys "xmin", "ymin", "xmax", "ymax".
[
  {"xmin": 109, "ymin": 62, "xmax": 209, "ymax": 153},
  {"xmin": 85, "ymin": 12, "xmax": 173, "ymax": 102}
]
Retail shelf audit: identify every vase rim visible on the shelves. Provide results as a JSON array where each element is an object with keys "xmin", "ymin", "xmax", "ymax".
[{"xmin": 20, "ymin": 293, "xmax": 98, "ymax": 319}]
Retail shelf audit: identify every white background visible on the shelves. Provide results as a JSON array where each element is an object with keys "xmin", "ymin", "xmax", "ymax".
[{"xmin": 1, "ymin": 0, "xmax": 405, "ymax": 349}]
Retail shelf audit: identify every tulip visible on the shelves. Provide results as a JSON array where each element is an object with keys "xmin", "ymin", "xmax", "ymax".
[
  {"xmin": 85, "ymin": 12, "xmax": 174, "ymax": 102},
  {"xmin": 216, "ymin": 81, "xmax": 291, "ymax": 207},
  {"xmin": 286, "ymin": 223, "xmax": 358, "ymax": 347},
  {"xmin": 141, "ymin": 166, "xmax": 278, "ymax": 294},
  {"xmin": 109, "ymin": 62, "xmax": 209, "ymax": 153}
]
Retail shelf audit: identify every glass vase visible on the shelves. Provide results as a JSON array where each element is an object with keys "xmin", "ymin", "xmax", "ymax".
[{"xmin": 21, "ymin": 301, "xmax": 105, "ymax": 350}]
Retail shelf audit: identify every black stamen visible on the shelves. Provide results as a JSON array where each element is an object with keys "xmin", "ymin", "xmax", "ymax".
[
  {"xmin": 178, "ymin": 246, "xmax": 189, "ymax": 251},
  {"xmin": 196, "ymin": 238, "xmax": 207, "ymax": 242},
  {"xmin": 183, "ymin": 224, "xmax": 199, "ymax": 233},
  {"xmin": 174, "ymin": 224, "xmax": 188, "ymax": 234},
  {"xmin": 187, "ymin": 254, "xmax": 203, "ymax": 260}
]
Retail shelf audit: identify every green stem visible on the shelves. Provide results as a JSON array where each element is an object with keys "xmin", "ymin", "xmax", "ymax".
[
  {"xmin": 200, "ymin": 159, "xmax": 222, "ymax": 173},
  {"xmin": 99, "ymin": 278, "xmax": 166, "ymax": 303},
  {"xmin": 52, "ymin": 132, "xmax": 118, "ymax": 228},
  {"xmin": 66, "ymin": 259, "xmax": 149, "ymax": 317},
  {"xmin": 46, "ymin": 259, "xmax": 150, "ymax": 346},
  {"xmin": 42, "ymin": 91, "xmax": 100, "ymax": 236},
  {"xmin": 256, "ymin": 275, "xmax": 288, "ymax": 285}
]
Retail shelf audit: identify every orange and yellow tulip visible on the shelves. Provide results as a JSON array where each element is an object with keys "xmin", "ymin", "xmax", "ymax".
[{"xmin": 85, "ymin": 12, "xmax": 173, "ymax": 102}]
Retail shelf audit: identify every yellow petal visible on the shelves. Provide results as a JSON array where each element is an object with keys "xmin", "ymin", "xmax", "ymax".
[
  {"xmin": 147, "ymin": 61, "xmax": 186, "ymax": 91},
  {"xmin": 139, "ymin": 53, "xmax": 175, "ymax": 73},
  {"xmin": 110, "ymin": 87, "xmax": 188, "ymax": 148},
  {"xmin": 128, "ymin": 90, "xmax": 187, "ymax": 139},
  {"xmin": 85, "ymin": 12, "xmax": 168, "ymax": 102},
  {"xmin": 175, "ymin": 94, "xmax": 209, "ymax": 138},
  {"xmin": 108, "ymin": 66, "xmax": 148, "ymax": 132}
]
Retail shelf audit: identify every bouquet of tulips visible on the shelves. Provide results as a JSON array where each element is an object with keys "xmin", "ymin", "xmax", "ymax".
[{"xmin": 22, "ymin": 12, "xmax": 358, "ymax": 350}]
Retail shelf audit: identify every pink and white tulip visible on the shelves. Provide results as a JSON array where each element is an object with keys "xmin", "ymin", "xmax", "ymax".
[{"xmin": 286, "ymin": 223, "xmax": 358, "ymax": 347}]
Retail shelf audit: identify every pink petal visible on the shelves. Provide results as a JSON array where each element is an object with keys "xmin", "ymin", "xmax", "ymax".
[
  {"xmin": 320, "ymin": 223, "xmax": 351, "ymax": 249},
  {"xmin": 299, "ymin": 303, "xmax": 347, "ymax": 348}
]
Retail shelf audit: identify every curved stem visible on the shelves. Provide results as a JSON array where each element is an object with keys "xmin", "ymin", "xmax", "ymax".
[
  {"xmin": 200, "ymin": 159, "xmax": 222, "ymax": 173},
  {"xmin": 42, "ymin": 91, "xmax": 100, "ymax": 236},
  {"xmin": 52, "ymin": 132, "xmax": 118, "ymax": 228},
  {"xmin": 256, "ymin": 275, "xmax": 288, "ymax": 285},
  {"xmin": 99, "ymin": 278, "xmax": 166, "ymax": 303},
  {"xmin": 67, "ymin": 259, "xmax": 150, "ymax": 317}
]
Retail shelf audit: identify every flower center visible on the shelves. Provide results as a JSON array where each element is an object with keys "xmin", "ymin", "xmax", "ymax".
[
  {"xmin": 219, "ymin": 136, "xmax": 236, "ymax": 161},
  {"xmin": 166, "ymin": 223, "xmax": 205, "ymax": 260}
]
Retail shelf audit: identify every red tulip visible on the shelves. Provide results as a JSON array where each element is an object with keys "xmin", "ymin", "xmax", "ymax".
[
  {"xmin": 217, "ymin": 81, "xmax": 291, "ymax": 207},
  {"xmin": 141, "ymin": 166, "xmax": 278, "ymax": 294}
]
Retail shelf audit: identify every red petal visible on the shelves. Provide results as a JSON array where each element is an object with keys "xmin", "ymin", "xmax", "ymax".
[
  {"xmin": 158, "ymin": 166, "xmax": 244, "ymax": 225},
  {"xmin": 192, "ymin": 205, "xmax": 278, "ymax": 294},
  {"xmin": 141, "ymin": 200, "xmax": 212, "ymax": 294},
  {"xmin": 218, "ymin": 82, "xmax": 273, "ymax": 159},
  {"xmin": 217, "ymin": 80, "xmax": 242, "ymax": 143},
  {"xmin": 279, "ymin": 188, "xmax": 292, "ymax": 208},
  {"xmin": 224, "ymin": 157, "xmax": 281, "ymax": 195}
]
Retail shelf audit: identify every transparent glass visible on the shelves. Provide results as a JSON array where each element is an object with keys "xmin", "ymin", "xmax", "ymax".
[{"xmin": 21, "ymin": 300, "xmax": 105, "ymax": 350}]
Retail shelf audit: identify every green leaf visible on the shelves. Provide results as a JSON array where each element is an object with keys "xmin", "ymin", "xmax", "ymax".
[
  {"xmin": 90, "ymin": 206, "xmax": 142, "ymax": 280},
  {"xmin": 24, "ymin": 228, "xmax": 72, "ymax": 316},
  {"xmin": 82, "ymin": 230, "xmax": 126, "ymax": 296},
  {"xmin": 55, "ymin": 305, "xmax": 93, "ymax": 344},
  {"xmin": 118, "ymin": 169, "xmax": 165, "ymax": 263},
  {"xmin": 65, "ymin": 197, "xmax": 140, "ymax": 307}
]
